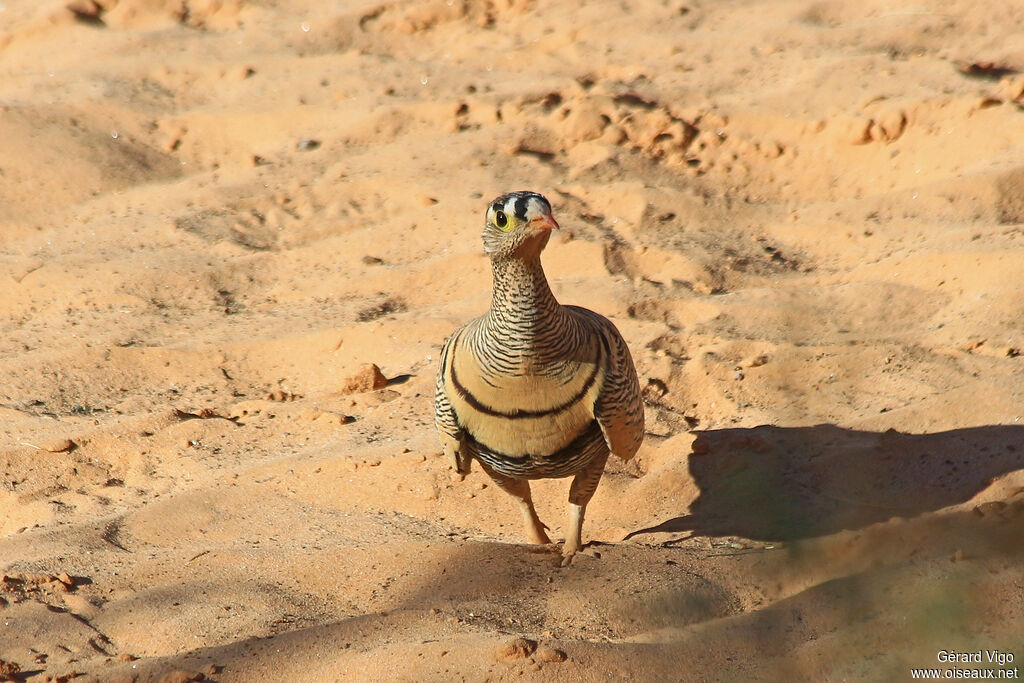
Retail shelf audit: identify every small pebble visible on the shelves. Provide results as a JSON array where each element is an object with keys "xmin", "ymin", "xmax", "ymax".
[
  {"xmin": 496, "ymin": 637, "xmax": 537, "ymax": 661},
  {"xmin": 536, "ymin": 644, "xmax": 567, "ymax": 663},
  {"xmin": 42, "ymin": 439, "xmax": 75, "ymax": 453},
  {"xmin": 339, "ymin": 364, "xmax": 389, "ymax": 394},
  {"xmin": 66, "ymin": 0, "xmax": 102, "ymax": 21}
]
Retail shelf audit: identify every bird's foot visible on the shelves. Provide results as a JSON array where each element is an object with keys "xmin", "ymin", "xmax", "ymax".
[
  {"xmin": 527, "ymin": 527, "xmax": 552, "ymax": 546},
  {"xmin": 559, "ymin": 538, "xmax": 582, "ymax": 567},
  {"xmin": 523, "ymin": 516, "xmax": 551, "ymax": 545},
  {"xmin": 526, "ymin": 543, "xmax": 560, "ymax": 557}
]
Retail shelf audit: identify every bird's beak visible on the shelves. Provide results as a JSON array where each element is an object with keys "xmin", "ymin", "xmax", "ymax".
[{"xmin": 529, "ymin": 214, "xmax": 559, "ymax": 231}]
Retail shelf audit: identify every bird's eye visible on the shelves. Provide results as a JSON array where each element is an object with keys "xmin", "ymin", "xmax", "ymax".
[{"xmin": 494, "ymin": 210, "xmax": 509, "ymax": 229}]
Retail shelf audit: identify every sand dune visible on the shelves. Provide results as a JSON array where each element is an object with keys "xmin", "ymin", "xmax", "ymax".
[{"xmin": 2, "ymin": 0, "xmax": 1023, "ymax": 680}]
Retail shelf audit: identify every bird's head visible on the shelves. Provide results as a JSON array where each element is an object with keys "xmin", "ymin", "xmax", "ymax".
[{"xmin": 482, "ymin": 191, "xmax": 559, "ymax": 259}]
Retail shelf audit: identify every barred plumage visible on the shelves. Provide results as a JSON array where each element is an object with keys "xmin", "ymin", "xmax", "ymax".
[{"xmin": 434, "ymin": 191, "xmax": 644, "ymax": 564}]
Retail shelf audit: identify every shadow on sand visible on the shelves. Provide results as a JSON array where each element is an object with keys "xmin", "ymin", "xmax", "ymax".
[{"xmin": 627, "ymin": 424, "xmax": 1024, "ymax": 541}]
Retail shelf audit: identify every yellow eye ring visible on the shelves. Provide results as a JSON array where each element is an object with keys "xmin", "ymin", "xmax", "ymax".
[{"xmin": 494, "ymin": 210, "xmax": 509, "ymax": 230}]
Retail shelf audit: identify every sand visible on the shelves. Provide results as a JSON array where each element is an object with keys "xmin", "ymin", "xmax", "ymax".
[{"xmin": 2, "ymin": 0, "xmax": 1023, "ymax": 680}]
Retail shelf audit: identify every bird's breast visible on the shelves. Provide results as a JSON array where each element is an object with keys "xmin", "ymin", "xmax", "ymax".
[{"xmin": 446, "ymin": 341, "xmax": 604, "ymax": 457}]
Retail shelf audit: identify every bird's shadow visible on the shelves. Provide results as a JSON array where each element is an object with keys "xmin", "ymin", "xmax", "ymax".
[{"xmin": 627, "ymin": 424, "xmax": 1024, "ymax": 541}]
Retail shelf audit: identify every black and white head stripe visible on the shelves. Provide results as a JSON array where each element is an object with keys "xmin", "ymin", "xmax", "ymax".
[{"xmin": 489, "ymin": 191, "xmax": 552, "ymax": 222}]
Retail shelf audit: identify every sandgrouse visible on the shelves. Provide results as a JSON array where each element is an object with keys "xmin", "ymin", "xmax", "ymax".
[{"xmin": 434, "ymin": 191, "xmax": 644, "ymax": 564}]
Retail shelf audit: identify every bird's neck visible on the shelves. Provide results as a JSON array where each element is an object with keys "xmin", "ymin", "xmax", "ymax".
[{"xmin": 485, "ymin": 254, "xmax": 563, "ymax": 334}]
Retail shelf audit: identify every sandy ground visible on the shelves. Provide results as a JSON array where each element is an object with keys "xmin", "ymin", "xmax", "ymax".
[{"xmin": 2, "ymin": 0, "xmax": 1024, "ymax": 680}]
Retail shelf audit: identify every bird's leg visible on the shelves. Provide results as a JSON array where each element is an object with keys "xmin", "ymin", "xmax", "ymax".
[
  {"xmin": 441, "ymin": 433, "xmax": 471, "ymax": 477},
  {"xmin": 563, "ymin": 452, "xmax": 610, "ymax": 566},
  {"xmin": 483, "ymin": 468, "xmax": 551, "ymax": 545}
]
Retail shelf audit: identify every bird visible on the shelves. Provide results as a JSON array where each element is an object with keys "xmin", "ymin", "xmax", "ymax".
[{"xmin": 434, "ymin": 190, "xmax": 644, "ymax": 565}]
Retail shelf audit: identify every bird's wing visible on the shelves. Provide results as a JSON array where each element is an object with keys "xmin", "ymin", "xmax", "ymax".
[
  {"xmin": 566, "ymin": 306, "xmax": 645, "ymax": 461},
  {"xmin": 434, "ymin": 321, "xmax": 472, "ymax": 473}
]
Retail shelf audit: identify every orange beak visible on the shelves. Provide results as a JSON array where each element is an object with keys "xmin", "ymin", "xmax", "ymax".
[{"xmin": 529, "ymin": 214, "xmax": 559, "ymax": 231}]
